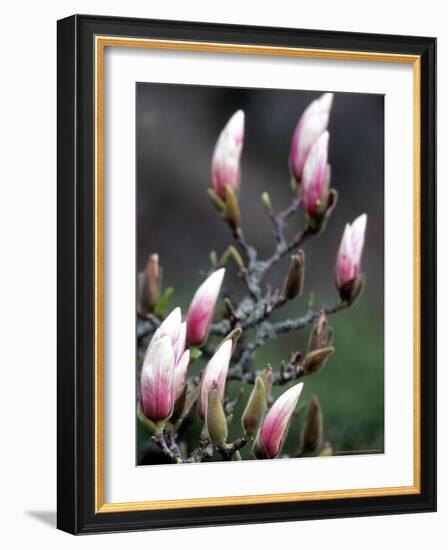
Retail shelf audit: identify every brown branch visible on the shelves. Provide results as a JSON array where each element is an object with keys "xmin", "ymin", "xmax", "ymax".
[
  {"xmin": 236, "ymin": 302, "xmax": 347, "ymax": 369},
  {"xmin": 217, "ymin": 436, "xmax": 250, "ymax": 461},
  {"xmin": 227, "ymin": 362, "xmax": 304, "ymax": 386}
]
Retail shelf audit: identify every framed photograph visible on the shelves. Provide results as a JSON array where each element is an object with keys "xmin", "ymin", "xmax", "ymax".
[{"xmin": 57, "ymin": 15, "xmax": 436, "ymax": 534}]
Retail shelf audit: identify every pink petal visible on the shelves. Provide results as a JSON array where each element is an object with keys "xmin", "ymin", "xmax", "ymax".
[
  {"xmin": 186, "ymin": 269, "xmax": 225, "ymax": 346},
  {"xmin": 141, "ymin": 336, "xmax": 175, "ymax": 421},
  {"xmin": 350, "ymin": 213, "xmax": 367, "ymax": 267},
  {"xmin": 198, "ymin": 339, "xmax": 232, "ymax": 419},
  {"xmin": 335, "ymin": 214, "xmax": 367, "ymax": 288},
  {"xmin": 211, "ymin": 111, "xmax": 245, "ymax": 199},
  {"xmin": 302, "ymin": 131, "xmax": 329, "ymax": 215},
  {"xmin": 260, "ymin": 383, "xmax": 303, "ymax": 457},
  {"xmin": 290, "ymin": 93, "xmax": 333, "ymax": 182},
  {"xmin": 174, "ymin": 321, "xmax": 187, "ymax": 365}
]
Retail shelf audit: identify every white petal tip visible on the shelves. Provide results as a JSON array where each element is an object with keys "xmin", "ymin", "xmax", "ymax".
[
  {"xmin": 212, "ymin": 268, "xmax": 226, "ymax": 285},
  {"xmin": 353, "ymin": 213, "xmax": 368, "ymax": 231},
  {"xmin": 165, "ymin": 306, "xmax": 181, "ymax": 322},
  {"xmin": 320, "ymin": 92, "xmax": 334, "ymax": 111}
]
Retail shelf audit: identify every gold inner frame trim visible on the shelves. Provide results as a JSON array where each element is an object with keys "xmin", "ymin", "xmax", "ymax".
[{"xmin": 94, "ymin": 36, "xmax": 421, "ymax": 513}]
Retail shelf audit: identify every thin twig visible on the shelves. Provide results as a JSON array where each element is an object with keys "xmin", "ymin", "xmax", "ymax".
[
  {"xmin": 237, "ymin": 302, "xmax": 347, "ymax": 369},
  {"xmin": 262, "ymin": 226, "xmax": 313, "ymax": 274},
  {"xmin": 227, "ymin": 362, "xmax": 304, "ymax": 385},
  {"xmin": 217, "ymin": 436, "xmax": 249, "ymax": 460},
  {"xmin": 151, "ymin": 432, "xmax": 183, "ymax": 464},
  {"xmin": 188, "ymin": 432, "xmax": 213, "ymax": 463}
]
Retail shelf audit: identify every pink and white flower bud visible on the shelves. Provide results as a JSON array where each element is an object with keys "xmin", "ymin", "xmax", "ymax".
[
  {"xmin": 140, "ymin": 336, "xmax": 175, "ymax": 422},
  {"xmin": 289, "ymin": 93, "xmax": 333, "ymax": 183},
  {"xmin": 211, "ymin": 110, "xmax": 245, "ymax": 200},
  {"xmin": 143, "ymin": 308, "xmax": 191, "ymax": 413},
  {"xmin": 150, "ymin": 307, "xmax": 182, "ymax": 349},
  {"xmin": 257, "ymin": 382, "xmax": 304, "ymax": 458},
  {"xmin": 147, "ymin": 308, "xmax": 186, "ymax": 363},
  {"xmin": 301, "ymin": 131, "xmax": 330, "ymax": 216},
  {"xmin": 335, "ymin": 214, "xmax": 368, "ymax": 288},
  {"xmin": 197, "ymin": 339, "xmax": 233, "ymax": 419},
  {"xmin": 186, "ymin": 268, "xmax": 225, "ymax": 346}
]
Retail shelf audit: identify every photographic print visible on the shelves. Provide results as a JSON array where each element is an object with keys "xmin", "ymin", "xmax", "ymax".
[
  {"xmin": 136, "ymin": 84, "xmax": 384, "ymax": 466},
  {"xmin": 58, "ymin": 16, "xmax": 436, "ymax": 533}
]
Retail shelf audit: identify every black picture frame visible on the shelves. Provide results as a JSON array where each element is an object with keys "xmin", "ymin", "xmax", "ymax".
[{"xmin": 57, "ymin": 14, "xmax": 436, "ymax": 534}]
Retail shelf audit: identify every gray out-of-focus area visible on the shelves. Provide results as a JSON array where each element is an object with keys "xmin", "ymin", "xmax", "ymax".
[{"xmin": 136, "ymin": 83, "xmax": 384, "ymax": 464}]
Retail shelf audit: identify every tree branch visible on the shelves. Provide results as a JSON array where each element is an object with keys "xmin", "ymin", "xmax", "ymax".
[
  {"xmin": 187, "ymin": 432, "xmax": 213, "ymax": 463},
  {"xmin": 217, "ymin": 436, "xmax": 250, "ymax": 460},
  {"xmin": 151, "ymin": 432, "xmax": 183, "ymax": 464},
  {"xmin": 237, "ymin": 302, "xmax": 347, "ymax": 370},
  {"xmin": 261, "ymin": 226, "xmax": 313, "ymax": 274},
  {"xmin": 228, "ymin": 361, "xmax": 305, "ymax": 385}
]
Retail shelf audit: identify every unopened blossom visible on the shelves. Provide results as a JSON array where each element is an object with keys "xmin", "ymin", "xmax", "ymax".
[
  {"xmin": 289, "ymin": 93, "xmax": 333, "ymax": 184},
  {"xmin": 335, "ymin": 214, "xmax": 368, "ymax": 288},
  {"xmin": 186, "ymin": 268, "xmax": 225, "ymax": 346},
  {"xmin": 211, "ymin": 110, "xmax": 245, "ymax": 199},
  {"xmin": 140, "ymin": 336, "xmax": 175, "ymax": 422},
  {"xmin": 301, "ymin": 131, "xmax": 330, "ymax": 217},
  {"xmin": 141, "ymin": 253, "xmax": 160, "ymax": 313},
  {"xmin": 142, "ymin": 308, "xmax": 190, "ymax": 417},
  {"xmin": 254, "ymin": 382, "xmax": 304, "ymax": 458},
  {"xmin": 197, "ymin": 339, "xmax": 233, "ymax": 419}
]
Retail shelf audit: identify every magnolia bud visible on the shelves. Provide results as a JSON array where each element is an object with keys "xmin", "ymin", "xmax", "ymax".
[
  {"xmin": 224, "ymin": 185, "xmax": 241, "ymax": 233},
  {"xmin": 282, "ymin": 250, "xmax": 305, "ymax": 300},
  {"xmin": 301, "ymin": 395, "xmax": 324, "ymax": 455},
  {"xmin": 220, "ymin": 245, "xmax": 244, "ymax": 269},
  {"xmin": 211, "ymin": 110, "xmax": 245, "ymax": 200},
  {"xmin": 302, "ymin": 131, "xmax": 330, "ymax": 218},
  {"xmin": 229, "ymin": 245, "xmax": 244, "ymax": 268},
  {"xmin": 242, "ymin": 377, "xmax": 267, "ymax": 437},
  {"xmin": 259, "ymin": 366, "xmax": 273, "ymax": 401},
  {"xmin": 336, "ymin": 214, "xmax": 368, "ymax": 303},
  {"xmin": 206, "ymin": 386, "xmax": 228, "ymax": 447},
  {"xmin": 186, "ymin": 268, "xmax": 225, "ymax": 346},
  {"xmin": 140, "ymin": 336, "xmax": 175, "ymax": 422},
  {"xmin": 308, "ymin": 312, "xmax": 334, "ymax": 353},
  {"xmin": 290, "ymin": 93, "xmax": 334, "ymax": 185},
  {"xmin": 141, "ymin": 253, "xmax": 161, "ymax": 314},
  {"xmin": 253, "ymin": 383, "xmax": 303, "ymax": 459},
  {"xmin": 302, "ymin": 347, "xmax": 334, "ymax": 375},
  {"xmin": 147, "ymin": 308, "xmax": 190, "ymax": 403},
  {"xmin": 336, "ymin": 214, "xmax": 367, "ymax": 287},
  {"xmin": 261, "ymin": 192, "xmax": 273, "ymax": 215},
  {"xmin": 197, "ymin": 339, "xmax": 232, "ymax": 419}
]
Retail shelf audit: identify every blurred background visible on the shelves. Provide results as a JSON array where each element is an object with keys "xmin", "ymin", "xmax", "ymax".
[{"xmin": 136, "ymin": 83, "xmax": 384, "ymax": 464}]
